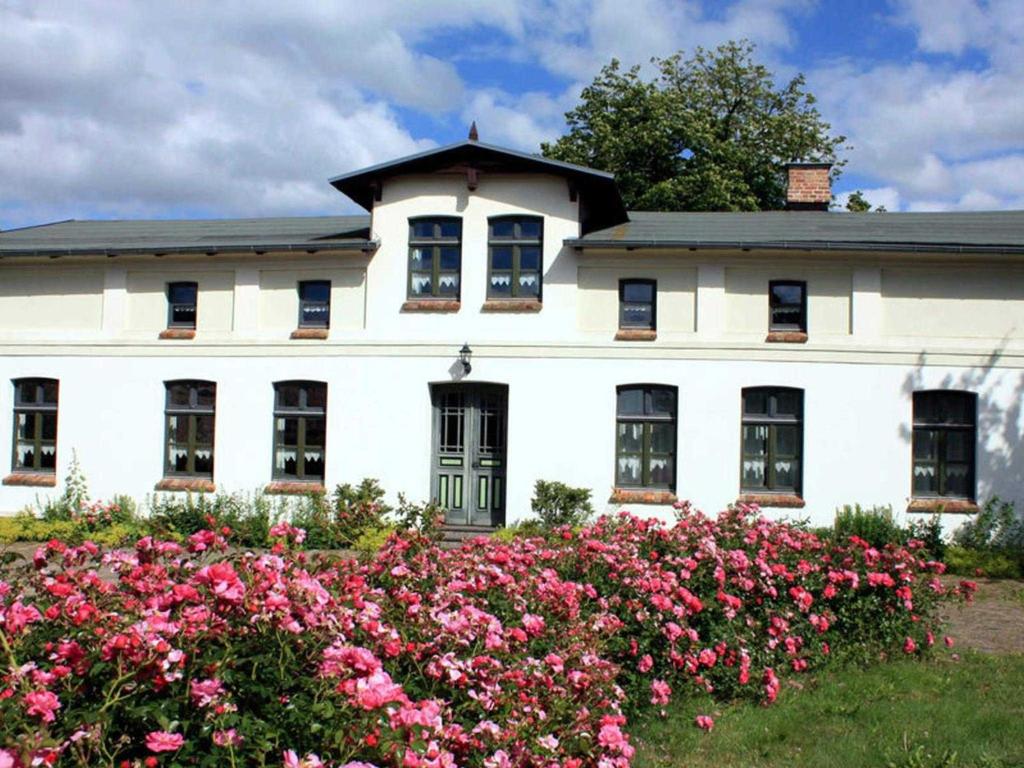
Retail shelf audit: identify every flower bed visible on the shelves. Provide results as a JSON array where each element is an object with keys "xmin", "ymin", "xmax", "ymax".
[{"xmin": 0, "ymin": 506, "xmax": 973, "ymax": 767}]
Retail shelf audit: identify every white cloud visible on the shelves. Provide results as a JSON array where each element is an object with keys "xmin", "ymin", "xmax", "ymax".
[{"xmin": 810, "ymin": 0, "xmax": 1024, "ymax": 211}]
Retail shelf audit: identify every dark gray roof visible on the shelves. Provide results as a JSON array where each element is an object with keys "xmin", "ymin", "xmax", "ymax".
[
  {"xmin": 0, "ymin": 216, "xmax": 374, "ymax": 258},
  {"xmin": 568, "ymin": 210, "xmax": 1024, "ymax": 254},
  {"xmin": 329, "ymin": 139, "xmax": 628, "ymax": 233}
]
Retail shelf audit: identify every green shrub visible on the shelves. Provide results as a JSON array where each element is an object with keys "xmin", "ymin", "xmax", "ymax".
[
  {"xmin": 953, "ymin": 497, "xmax": 1023, "ymax": 552},
  {"xmin": 530, "ymin": 479, "xmax": 594, "ymax": 529},
  {"xmin": 353, "ymin": 525, "xmax": 398, "ymax": 555},
  {"xmin": 834, "ymin": 504, "xmax": 903, "ymax": 547},
  {"xmin": 945, "ymin": 545, "xmax": 1023, "ymax": 579},
  {"xmin": 492, "ymin": 520, "xmax": 547, "ymax": 543},
  {"xmin": 147, "ymin": 491, "xmax": 274, "ymax": 547}
]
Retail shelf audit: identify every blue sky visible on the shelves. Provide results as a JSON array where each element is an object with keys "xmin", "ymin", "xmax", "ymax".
[{"xmin": 1, "ymin": 0, "xmax": 1022, "ymax": 229}]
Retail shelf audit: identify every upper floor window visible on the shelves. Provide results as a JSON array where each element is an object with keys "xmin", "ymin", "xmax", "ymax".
[
  {"xmin": 164, "ymin": 380, "xmax": 216, "ymax": 478},
  {"xmin": 912, "ymin": 391, "xmax": 976, "ymax": 499},
  {"xmin": 488, "ymin": 216, "xmax": 542, "ymax": 299},
  {"xmin": 273, "ymin": 381, "xmax": 327, "ymax": 483},
  {"xmin": 741, "ymin": 387, "xmax": 803, "ymax": 494},
  {"xmin": 619, "ymin": 279, "xmax": 657, "ymax": 331},
  {"xmin": 298, "ymin": 281, "xmax": 331, "ymax": 328},
  {"xmin": 167, "ymin": 282, "xmax": 198, "ymax": 329},
  {"xmin": 615, "ymin": 385, "xmax": 676, "ymax": 490},
  {"xmin": 769, "ymin": 280, "xmax": 806, "ymax": 332},
  {"xmin": 11, "ymin": 378, "xmax": 58, "ymax": 474},
  {"xmin": 409, "ymin": 217, "xmax": 461, "ymax": 299}
]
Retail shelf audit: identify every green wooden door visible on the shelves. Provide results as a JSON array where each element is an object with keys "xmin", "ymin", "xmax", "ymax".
[{"xmin": 431, "ymin": 384, "xmax": 507, "ymax": 527}]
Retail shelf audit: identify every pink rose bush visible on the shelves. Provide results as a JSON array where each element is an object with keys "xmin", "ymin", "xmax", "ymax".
[{"xmin": 0, "ymin": 504, "xmax": 972, "ymax": 766}]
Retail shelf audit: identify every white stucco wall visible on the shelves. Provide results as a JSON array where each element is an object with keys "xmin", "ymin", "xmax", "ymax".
[{"xmin": 1, "ymin": 352, "xmax": 1021, "ymax": 530}]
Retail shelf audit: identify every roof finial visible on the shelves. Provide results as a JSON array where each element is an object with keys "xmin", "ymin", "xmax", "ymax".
[{"xmin": 468, "ymin": 121, "xmax": 479, "ymax": 142}]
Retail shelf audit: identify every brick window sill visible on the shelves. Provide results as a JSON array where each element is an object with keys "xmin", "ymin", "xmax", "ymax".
[
  {"xmin": 265, "ymin": 481, "xmax": 327, "ymax": 496},
  {"xmin": 907, "ymin": 498, "xmax": 979, "ymax": 514},
  {"xmin": 765, "ymin": 331, "xmax": 808, "ymax": 344},
  {"xmin": 610, "ymin": 489, "xmax": 678, "ymax": 505},
  {"xmin": 737, "ymin": 493, "xmax": 806, "ymax": 509},
  {"xmin": 154, "ymin": 477, "xmax": 216, "ymax": 493},
  {"xmin": 158, "ymin": 328, "xmax": 196, "ymax": 340},
  {"xmin": 401, "ymin": 300, "xmax": 461, "ymax": 313},
  {"xmin": 481, "ymin": 300, "xmax": 542, "ymax": 313},
  {"xmin": 615, "ymin": 329, "xmax": 657, "ymax": 342},
  {"xmin": 3, "ymin": 473, "xmax": 57, "ymax": 487},
  {"xmin": 290, "ymin": 328, "xmax": 329, "ymax": 340}
]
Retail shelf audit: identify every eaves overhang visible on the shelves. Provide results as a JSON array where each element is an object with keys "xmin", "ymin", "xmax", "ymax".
[
  {"xmin": 0, "ymin": 240, "xmax": 379, "ymax": 260},
  {"xmin": 565, "ymin": 238, "xmax": 1024, "ymax": 255}
]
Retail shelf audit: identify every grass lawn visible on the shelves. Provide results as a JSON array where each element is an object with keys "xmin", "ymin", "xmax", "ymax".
[{"xmin": 633, "ymin": 652, "xmax": 1024, "ymax": 768}]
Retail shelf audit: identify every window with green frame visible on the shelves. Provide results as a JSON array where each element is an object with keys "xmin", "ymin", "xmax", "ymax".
[
  {"xmin": 615, "ymin": 385, "xmax": 676, "ymax": 489},
  {"xmin": 912, "ymin": 390, "xmax": 976, "ymax": 499},
  {"xmin": 741, "ymin": 387, "xmax": 803, "ymax": 494},
  {"xmin": 488, "ymin": 216, "xmax": 543, "ymax": 299},
  {"xmin": 272, "ymin": 381, "xmax": 327, "ymax": 482},
  {"xmin": 164, "ymin": 380, "xmax": 216, "ymax": 478},
  {"xmin": 11, "ymin": 378, "xmax": 59, "ymax": 474},
  {"xmin": 408, "ymin": 217, "xmax": 461, "ymax": 299}
]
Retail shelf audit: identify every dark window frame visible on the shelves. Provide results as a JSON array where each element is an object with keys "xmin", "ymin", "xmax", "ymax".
[
  {"xmin": 769, "ymin": 280, "xmax": 807, "ymax": 332},
  {"xmin": 487, "ymin": 215, "xmax": 544, "ymax": 300},
  {"xmin": 619, "ymin": 279, "xmax": 657, "ymax": 330},
  {"xmin": 272, "ymin": 381, "xmax": 327, "ymax": 483},
  {"xmin": 912, "ymin": 390, "xmax": 977, "ymax": 500},
  {"xmin": 166, "ymin": 281, "xmax": 198, "ymax": 329},
  {"xmin": 740, "ymin": 386, "xmax": 804, "ymax": 495},
  {"xmin": 408, "ymin": 217, "xmax": 462, "ymax": 300},
  {"xmin": 11, "ymin": 378, "xmax": 59, "ymax": 474},
  {"xmin": 615, "ymin": 384, "xmax": 677, "ymax": 490},
  {"xmin": 297, "ymin": 280, "xmax": 331, "ymax": 328},
  {"xmin": 163, "ymin": 380, "xmax": 216, "ymax": 479}
]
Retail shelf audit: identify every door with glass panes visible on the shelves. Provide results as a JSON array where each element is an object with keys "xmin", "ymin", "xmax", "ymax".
[{"xmin": 430, "ymin": 384, "xmax": 507, "ymax": 526}]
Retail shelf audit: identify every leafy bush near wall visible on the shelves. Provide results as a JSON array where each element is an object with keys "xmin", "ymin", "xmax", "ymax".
[
  {"xmin": 530, "ymin": 479, "xmax": 595, "ymax": 528},
  {"xmin": 0, "ymin": 507, "xmax": 973, "ymax": 767},
  {"xmin": 831, "ymin": 504, "xmax": 945, "ymax": 561},
  {"xmin": 947, "ymin": 497, "xmax": 1024, "ymax": 577}
]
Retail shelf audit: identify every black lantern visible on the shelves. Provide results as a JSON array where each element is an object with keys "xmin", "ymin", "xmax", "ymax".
[{"xmin": 459, "ymin": 343, "xmax": 473, "ymax": 375}]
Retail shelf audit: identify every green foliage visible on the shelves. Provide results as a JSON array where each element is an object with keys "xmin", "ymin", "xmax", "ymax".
[
  {"xmin": 38, "ymin": 450, "xmax": 90, "ymax": 521},
  {"xmin": 834, "ymin": 504, "xmax": 903, "ymax": 547},
  {"xmin": 291, "ymin": 479, "xmax": 391, "ymax": 549},
  {"xmin": 492, "ymin": 519, "xmax": 547, "ymax": 543},
  {"xmin": 352, "ymin": 524, "xmax": 398, "ymax": 555},
  {"xmin": 148, "ymin": 490, "xmax": 274, "ymax": 547},
  {"xmin": 530, "ymin": 479, "xmax": 594, "ymax": 529},
  {"xmin": 542, "ymin": 40, "xmax": 846, "ymax": 212},
  {"xmin": 844, "ymin": 190, "xmax": 886, "ymax": 213},
  {"xmin": 831, "ymin": 504, "xmax": 944, "ymax": 560},
  {"xmin": 945, "ymin": 546, "xmax": 1023, "ymax": 579},
  {"xmin": 953, "ymin": 498, "xmax": 1023, "ymax": 551},
  {"xmin": 393, "ymin": 493, "xmax": 445, "ymax": 541}
]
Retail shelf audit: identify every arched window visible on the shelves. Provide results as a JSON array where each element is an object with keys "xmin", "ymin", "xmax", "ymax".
[
  {"xmin": 272, "ymin": 381, "xmax": 327, "ymax": 483},
  {"xmin": 615, "ymin": 385, "xmax": 676, "ymax": 490},
  {"xmin": 11, "ymin": 378, "xmax": 59, "ymax": 474},
  {"xmin": 164, "ymin": 380, "xmax": 216, "ymax": 478},
  {"xmin": 912, "ymin": 390, "xmax": 976, "ymax": 499},
  {"xmin": 741, "ymin": 387, "xmax": 803, "ymax": 494}
]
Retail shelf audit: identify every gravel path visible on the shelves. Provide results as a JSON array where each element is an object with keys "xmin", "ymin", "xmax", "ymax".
[{"xmin": 941, "ymin": 577, "xmax": 1024, "ymax": 654}]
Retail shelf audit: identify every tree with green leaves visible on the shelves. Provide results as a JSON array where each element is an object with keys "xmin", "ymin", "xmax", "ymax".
[
  {"xmin": 844, "ymin": 190, "xmax": 887, "ymax": 212},
  {"xmin": 542, "ymin": 40, "xmax": 847, "ymax": 212}
]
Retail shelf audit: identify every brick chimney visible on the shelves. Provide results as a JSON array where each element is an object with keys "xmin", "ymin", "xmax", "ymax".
[{"xmin": 785, "ymin": 162, "xmax": 832, "ymax": 211}]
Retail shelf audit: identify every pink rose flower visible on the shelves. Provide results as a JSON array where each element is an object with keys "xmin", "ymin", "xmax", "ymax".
[
  {"xmin": 695, "ymin": 714, "xmax": 715, "ymax": 731},
  {"xmin": 146, "ymin": 731, "xmax": 184, "ymax": 753}
]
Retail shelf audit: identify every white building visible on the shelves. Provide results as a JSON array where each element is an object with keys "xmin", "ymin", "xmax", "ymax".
[{"xmin": 2, "ymin": 138, "xmax": 1023, "ymax": 530}]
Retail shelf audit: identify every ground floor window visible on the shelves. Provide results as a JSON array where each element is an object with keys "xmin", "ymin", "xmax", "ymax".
[
  {"xmin": 11, "ymin": 378, "xmax": 58, "ymax": 474},
  {"xmin": 615, "ymin": 384, "xmax": 676, "ymax": 489},
  {"xmin": 272, "ymin": 381, "xmax": 327, "ymax": 482},
  {"xmin": 164, "ymin": 380, "xmax": 216, "ymax": 478},
  {"xmin": 912, "ymin": 390, "xmax": 976, "ymax": 499},
  {"xmin": 741, "ymin": 387, "xmax": 803, "ymax": 494}
]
